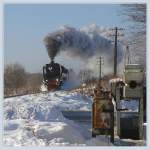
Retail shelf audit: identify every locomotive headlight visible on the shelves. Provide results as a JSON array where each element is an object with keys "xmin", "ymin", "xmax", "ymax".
[{"xmin": 129, "ymin": 80, "xmax": 137, "ymax": 89}]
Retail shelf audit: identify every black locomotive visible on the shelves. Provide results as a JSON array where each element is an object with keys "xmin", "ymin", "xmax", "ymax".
[{"xmin": 43, "ymin": 61, "xmax": 68, "ymax": 90}]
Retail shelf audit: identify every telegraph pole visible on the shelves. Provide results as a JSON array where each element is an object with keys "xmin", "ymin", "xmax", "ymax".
[
  {"xmin": 97, "ymin": 57, "xmax": 104, "ymax": 86},
  {"xmin": 114, "ymin": 27, "xmax": 118, "ymax": 76},
  {"xmin": 110, "ymin": 27, "xmax": 124, "ymax": 76}
]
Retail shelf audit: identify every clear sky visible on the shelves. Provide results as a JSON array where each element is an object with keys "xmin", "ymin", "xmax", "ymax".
[{"xmin": 4, "ymin": 4, "xmax": 126, "ymax": 73}]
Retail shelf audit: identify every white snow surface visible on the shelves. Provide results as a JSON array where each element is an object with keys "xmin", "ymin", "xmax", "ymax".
[
  {"xmin": 119, "ymin": 99, "xmax": 139, "ymax": 112},
  {"xmin": 3, "ymin": 91, "xmax": 113, "ymax": 146}
]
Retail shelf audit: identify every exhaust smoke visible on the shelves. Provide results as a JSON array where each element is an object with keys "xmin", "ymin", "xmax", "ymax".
[{"xmin": 44, "ymin": 25, "xmax": 124, "ymax": 75}]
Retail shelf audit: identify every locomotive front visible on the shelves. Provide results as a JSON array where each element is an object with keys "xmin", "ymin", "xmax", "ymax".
[
  {"xmin": 41, "ymin": 35, "xmax": 68, "ymax": 91},
  {"xmin": 42, "ymin": 61, "xmax": 68, "ymax": 91}
]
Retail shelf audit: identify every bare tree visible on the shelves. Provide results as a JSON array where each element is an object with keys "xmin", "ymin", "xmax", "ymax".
[
  {"xmin": 78, "ymin": 69, "xmax": 94, "ymax": 83},
  {"xmin": 4, "ymin": 63, "xmax": 27, "ymax": 95},
  {"xmin": 121, "ymin": 4, "xmax": 146, "ymax": 33},
  {"xmin": 26, "ymin": 73, "xmax": 43, "ymax": 93},
  {"xmin": 120, "ymin": 4, "xmax": 146, "ymax": 68}
]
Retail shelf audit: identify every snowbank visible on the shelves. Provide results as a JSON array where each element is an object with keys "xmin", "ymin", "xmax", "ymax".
[
  {"xmin": 4, "ymin": 91, "xmax": 92, "ymax": 121},
  {"xmin": 4, "ymin": 119, "xmax": 85, "ymax": 146},
  {"xmin": 4, "ymin": 90, "xmax": 146, "ymax": 146},
  {"xmin": 4, "ymin": 91, "xmax": 95, "ymax": 146}
]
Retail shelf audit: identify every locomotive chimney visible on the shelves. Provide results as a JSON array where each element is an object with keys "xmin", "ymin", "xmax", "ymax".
[{"xmin": 51, "ymin": 60, "xmax": 54, "ymax": 64}]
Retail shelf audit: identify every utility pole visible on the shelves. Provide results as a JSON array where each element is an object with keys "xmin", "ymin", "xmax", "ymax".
[
  {"xmin": 124, "ymin": 41, "xmax": 136, "ymax": 65},
  {"xmin": 114, "ymin": 27, "xmax": 118, "ymax": 76},
  {"xmin": 97, "ymin": 57, "xmax": 104, "ymax": 86},
  {"xmin": 119, "ymin": 41, "xmax": 135, "ymax": 66},
  {"xmin": 125, "ymin": 45, "xmax": 131, "ymax": 64},
  {"xmin": 110, "ymin": 27, "xmax": 124, "ymax": 76}
]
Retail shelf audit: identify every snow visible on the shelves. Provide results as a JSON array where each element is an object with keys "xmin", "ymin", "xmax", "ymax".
[
  {"xmin": 119, "ymin": 99, "xmax": 139, "ymax": 112},
  {"xmin": 109, "ymin": 78, "xmax": 123, "ymax": 84},
  {"xmin": 40, "ymin": 84, "xmax": 48, "ymax": 92},
  {"xmin": 3, "ymin": 91, "xmax": 145, "ymax": 146},
  {"xmin": 4, "ymin": 91, "xmax": 91, "ymax": 120},
  {"xmin": 4, "ymin": 91, "xmax": 106, "ymax": 146}
]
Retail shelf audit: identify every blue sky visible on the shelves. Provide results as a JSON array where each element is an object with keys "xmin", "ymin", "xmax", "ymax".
[{"xmin": 4, "ymin": 4, "xmax": 126, "ymax": 73}]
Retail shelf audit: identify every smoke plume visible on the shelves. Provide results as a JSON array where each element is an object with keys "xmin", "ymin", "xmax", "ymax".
[{"xmin": 44, "ymin": 24, "xmax": 124, "ymax": 75}]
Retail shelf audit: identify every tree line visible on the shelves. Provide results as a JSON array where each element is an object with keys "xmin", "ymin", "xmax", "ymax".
[{"xmin": 4, "ymin": 63, "xmax": 43, "ymax": 97}]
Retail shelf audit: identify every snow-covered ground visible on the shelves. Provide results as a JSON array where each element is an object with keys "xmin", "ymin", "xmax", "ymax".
[
  {"xmin": 3, "ymin": 91, "xmax": 113, "ymax": 146},
  {"xmin": 3, "ymin": 91, "xmax": 145, "ymax": 146}
]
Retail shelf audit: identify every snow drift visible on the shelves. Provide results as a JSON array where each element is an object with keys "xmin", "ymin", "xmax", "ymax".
[
  {"xmin": 3, "ymin": 91, "xmax": 145, "ymax": 146},
  {"xmin": 3, "ymin": 91, "xmax": 93, "ymax": 146}
]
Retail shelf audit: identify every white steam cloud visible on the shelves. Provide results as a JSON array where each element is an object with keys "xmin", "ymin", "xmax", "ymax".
[{"xmin": 44, "ymin": 24, "xmax": 124, "ymax": 76}]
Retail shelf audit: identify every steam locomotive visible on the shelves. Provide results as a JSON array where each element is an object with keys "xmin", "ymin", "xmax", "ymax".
[{"xmin": 42, "ymin": 61, "xmax": 69, "ymax": 91}]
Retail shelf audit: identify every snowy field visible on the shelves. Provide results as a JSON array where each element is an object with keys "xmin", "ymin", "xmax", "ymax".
[
  {"xmin": 3, "ymin": 91, "xmax": 145, "ymax": 146},
  {"xmin": 3, "ymin": 91, "xmax": 112, "ymax": 146}
]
